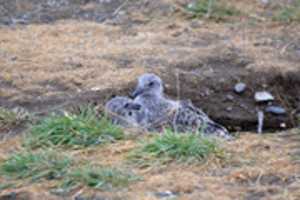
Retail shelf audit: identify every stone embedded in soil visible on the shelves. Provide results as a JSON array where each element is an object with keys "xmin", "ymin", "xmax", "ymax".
[
  {"xmin": 234, "ymin": 82, "xmax": 247, "ymax": 94},
  {"xmin": 154, "ymin": 191, "xmax": 178, "ymax": 199},
  {"xmin": 280, "ymin": 123, "xmax": 287, "ymax": 128},
  {"xmin": 190, "ymin": 20, "xmax": 202, "ymax": 29},
  {"xmin": 0, "ymin": 191, "xmax": 32, "ymax": 200},
  {"xmin": 265, "ymin": 106, "xmax": 286, "ymax": 115},
  {"xmin": 74, "ymin": 194, "xmax": 108, "ymax": 200},
  {"xmin": 91, "ymin": 87, "xmax": 101, "ymax": 91},
  {"xmin": 260, "ymin": 0, "xmax": 270, "ymax": 5},
  {"xmin": 226, "ymin": 94, "xmax": 234, "ymax": 101},
  {"xmin": 226, "ymin": 106, "xmax": 233, "ymax": 112},
  {"xmin": 255, "ymin": 91, "xmax": 274, "ymax": 102}
]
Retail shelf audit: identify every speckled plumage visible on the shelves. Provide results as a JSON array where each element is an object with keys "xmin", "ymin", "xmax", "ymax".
[
  {"xmin": 104, "ymin": 96, "xmax": 147, "ymax": 128},
  {"xmin": 173, "ymin": 100, "xmax": 231, "ymax": 139},
  {"xmin": 132, "ymin": 74, "xmax": 232, "ymax": 139}
]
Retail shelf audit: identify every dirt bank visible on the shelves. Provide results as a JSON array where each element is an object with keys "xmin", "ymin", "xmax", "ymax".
[{"xmin": 0, "ymin": 0, "xmax": 299, "ymax": 132}]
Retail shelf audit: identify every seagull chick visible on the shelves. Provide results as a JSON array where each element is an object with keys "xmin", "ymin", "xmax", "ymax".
[
  {"xmin": 105, "ymin": 96, "xmax": 147, "ymax": 128},
  {"xmin": 131, "ymin": 73, "xmax": 177, "ymax": 129},
  {"xmin": 174, "ymin": 100, "xmax": 232, "ymax": 139},
  {"xmin": 132, "ymin": 73, "xmax": 232, "ymax": 139}
]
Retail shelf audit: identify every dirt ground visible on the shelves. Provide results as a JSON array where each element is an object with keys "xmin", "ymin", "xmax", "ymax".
[{"xmin": 0, "ymin": 0, "xmax": 300, "ymax": 199}]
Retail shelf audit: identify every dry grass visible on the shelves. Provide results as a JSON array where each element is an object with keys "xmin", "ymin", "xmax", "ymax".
[
  {"xmin": 0, "ymin": 131, "xmax": 299, "ymax": 200},
  {"xmin": 0, "ymin": 11, "xmax": 299, "ymax": 103}
]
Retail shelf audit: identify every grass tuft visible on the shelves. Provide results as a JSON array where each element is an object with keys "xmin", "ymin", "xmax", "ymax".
[
  {"xmin": 24, "ymin": 107, "xmax": 124, "ymax": 149},
  {"xmin": 0, "ymin": 107, "xmax": 18, "ymax": 129},
  {"xmin": 57, "ymin": 165, "xmax": 140, "ymax": 193},
  {"xmin": 0, "ymin": 107, "xmax": 28, "ymax": 130},
  {"xmin": 128, "ymin": 130, "xmax": 223, "ymax": 166},
  {"xmin": 186, "ymin": 0, "xmax": 240, "ymax": 21},
  {"xmin": 0, "ymin": 150, "xmax": 72, "ymax": 181},
  {"xmin": 0, "ymin": 150, "xmax": 139, "ymax": 193},
  {"xmin": 273, "ymin": 1, "xmax": 300, "ymax": 22}
]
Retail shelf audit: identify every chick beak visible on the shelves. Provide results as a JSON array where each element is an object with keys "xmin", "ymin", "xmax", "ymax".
[{"xmin": 131, "ymin": 87, "xmax": 143, "ymax": 98}]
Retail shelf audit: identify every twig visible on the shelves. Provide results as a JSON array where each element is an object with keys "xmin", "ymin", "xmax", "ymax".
[
  {"xmin": 111, "ymin": 0, "xmax": 129, "ymax": 18},
  {"xmin": 257, "ymin": 110, "xmax": 264, "ymax": 134},
  {"xmin": 280, "ymin": 38, "xmax": 298, "ymax": 56},
  {"xmin": 172, "ymin": 69, "xmax": 181, "ymax": 133}
]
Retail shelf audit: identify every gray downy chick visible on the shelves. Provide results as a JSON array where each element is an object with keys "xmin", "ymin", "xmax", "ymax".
[
  {"xmin": 105, "ymin": 96, "xmax": 147, "ymax": 128},
  {"xmin": 132, "ymin": 73, "xmax": 232, "ymax": 139},
  {"xmin": 131, "ymin": 73, "xmax": 177, "ymax": 130}
]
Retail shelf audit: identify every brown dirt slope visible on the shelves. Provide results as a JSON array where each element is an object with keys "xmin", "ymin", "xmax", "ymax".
[{"xmin": 1, "ymin": 0, "xmax": 299, "ymax": 131}]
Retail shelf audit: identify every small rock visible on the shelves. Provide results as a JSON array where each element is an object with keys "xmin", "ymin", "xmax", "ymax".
[
  {"xmin": 226, "ymin": 106, "xmax": 233, "ymax": 112},
  {"xmin": 0, "ymin": 192, "xmax": 31, "ymax": 200},
  {"xmin": 91, "ymin": 87, "xmax": 101, "ymax": 91},
  {"xmin": 226, "ymin": 94, "xmax": 234, "ymax": 101},
  {"xmin": 0, "ymin": 192, "xmax": 17, "ymax": 200},
  {"xmin": 239, "ymin": 103, "xmax": 249, "ymax": 110},
  {"xmin": 74, "ymin": 195, "xmax": 107, "ymax": 200},
  {"xmin": 171, "ymin": 31, "xmax": 181, "ymax": 37},
  {"xmin": 255, "ymin": 91, "xmax": 274, "ymax": 102},
  {"xmin": 280, "ymin": 123, "xmax": 287, "ymax": 128},
  {"xmin": 266, "ymin": 106, "xmax": 286, "ymax": 115},
  {"xmin": 234, "ymin": 82, "xmax": 247, "ymax": 94},
  {"xmin": 154, "ymin": 191, "xmax": 177, "ymax": 199},
  {"xmin": 190, "ymin": 20, "xmax": 202, "ymax": 29},
  {"xmin": 260, "ymin": 0, "xmax": 269, "ymax": 5},
  {"xmin": 204, "ymin": 88, "xmax": 211, "ymax": 96},
  {"xmin": 11, "ymin": 56, "xmax": 17, "ymax": 61}
]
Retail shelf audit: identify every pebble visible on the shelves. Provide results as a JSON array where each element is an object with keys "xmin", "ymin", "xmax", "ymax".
[
  {"xmin": 226, "ymin": 94, "xmax": 234, "ymax": 101},
  {"xmin": 91, "ymin": 87, "xmax": 101, "ymax": 91},
  {"xmin": 0, "ymin": 192, "xmax": 17, "ymax": 199},
  {"xmin": 74, "ymin": 195, "xmax": 107, "ymax": 200},
  {"xmin": 0, "ymin": 191, "xmax": 31, "ymax": 200},
  {"xmin": 226, "ymin": 106, "xmax": 233, "ymax": 112},
  {"xmin": 260, "ymin": 0, "xmax": 269, "ymax": 5},
  {"xmin": 11, "ymin": 56, "xmax": 17, "ymax": 61},
  {"xmin": 234, "ymin": 82, "xmax": 247, "ymax": 94},
  {"xmin": 254, "ymin": 91, "xmax": 274, "ymax": 102},
  {"xmin": 280, "ymin": 123, "xmax": 287, "ymax": 128},
  {"xmin": 154, "ymin": 191, "xmax": 177, "ymax": 199},
  {"xmin": 265, "ymin": 106, "xmax": 286, "ymax": 115},
  {"xmin": 190, "ymin": 20, "xmax": 202, "ymax": 29}
]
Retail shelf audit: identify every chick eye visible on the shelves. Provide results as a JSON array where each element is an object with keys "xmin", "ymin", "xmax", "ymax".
[
  {"xmin": 128, "ymin": 111, "xmax": 132, "ymax": 116},
  {"xmin": 148, "ymin": 82, "xmax": 154, "ymax": 86},
  {"xmin": 124, "ymin": 103, "xmax": 129, "ymax": 108}
]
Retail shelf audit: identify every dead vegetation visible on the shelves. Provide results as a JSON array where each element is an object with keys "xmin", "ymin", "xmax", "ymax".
[
  {"xmin": 0, "ymin": 129, "xmax": 299, "ymax": 200},
  {"xmin": 1, "ymin": 1, "xmax": 299, "ymax": 130}
]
